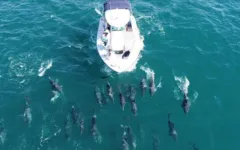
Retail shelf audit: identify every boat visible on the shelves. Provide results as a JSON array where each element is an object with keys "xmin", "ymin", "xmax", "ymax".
[{"xmin": 97, "ymin": 0, "xmax": 144, "ymax": 73}]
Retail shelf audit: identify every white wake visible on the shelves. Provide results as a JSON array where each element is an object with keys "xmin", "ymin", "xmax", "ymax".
[{"xmin": 38, "ymin": 60, "xmax": 53, "ymax": 77}]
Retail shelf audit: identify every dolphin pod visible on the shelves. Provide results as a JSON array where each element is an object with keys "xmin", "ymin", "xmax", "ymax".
[{"xmin": 11, "ymin": 74, "xmax": 199, "ymax": 149}]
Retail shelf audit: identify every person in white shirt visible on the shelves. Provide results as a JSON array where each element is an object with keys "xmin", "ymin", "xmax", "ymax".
[{"xmin": 101, "ymin": 29, "xmax": 110, "ymax": 46}]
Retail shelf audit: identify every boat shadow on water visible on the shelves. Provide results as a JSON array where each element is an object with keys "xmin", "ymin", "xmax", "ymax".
[{"xmin": 61, "ymin": 23, "xmax": 113, "ymax": 80}]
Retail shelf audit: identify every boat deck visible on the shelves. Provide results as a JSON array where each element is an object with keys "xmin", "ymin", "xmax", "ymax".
[
  {"xmin": 123, "ymin": 31, "xmax": 135, "ymax": 51},
  {"xmin": 97, "ymin": 16, "xmax": 143, "ymax": 72}
]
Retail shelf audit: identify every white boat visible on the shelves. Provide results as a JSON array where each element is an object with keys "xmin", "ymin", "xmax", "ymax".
[{"xmin": 97, "ymin": 0, "xmax": 144, "ymax": 73}]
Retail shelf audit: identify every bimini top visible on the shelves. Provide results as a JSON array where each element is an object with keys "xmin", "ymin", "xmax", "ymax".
[
  {"xmin": 104, "ymin": 0, "xmax": 131, "ymax": 12},
  {"xmin": 104, "ymin": 0, "xmax": 131, "ymax": 28}
]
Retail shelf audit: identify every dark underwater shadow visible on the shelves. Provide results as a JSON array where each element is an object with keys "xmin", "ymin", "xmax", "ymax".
[{"xmin": 62, "ymin": 21, "xmax": 113, "ymax": 82}]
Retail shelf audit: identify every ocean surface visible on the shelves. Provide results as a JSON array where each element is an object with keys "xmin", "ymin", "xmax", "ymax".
[{"xmin": 0, "ymin": 0, "xmax": 240, "ymax": 149}]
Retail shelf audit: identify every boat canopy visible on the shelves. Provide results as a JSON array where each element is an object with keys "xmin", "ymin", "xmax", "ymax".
[
  {"xmin": 104, "ymin": 0, "xmax": 131, "ymax": 34},
  {"xmin": 105, "ymin": 9, "xmax": 130, "ymax": 28},
  {"xmin": 104, "ymin": 0, "xmax": 131, "ymax": 12}
]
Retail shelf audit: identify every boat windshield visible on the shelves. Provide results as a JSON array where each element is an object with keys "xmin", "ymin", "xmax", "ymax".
[{"xmin": 111, "ymin": 26, "xmax": 125, "ymax": 31}]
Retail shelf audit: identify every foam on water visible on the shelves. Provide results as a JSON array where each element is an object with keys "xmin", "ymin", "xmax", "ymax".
[
  {"xmin": 50, "ymin": 91, "xmax": 60, "ymax": 103},
  {"xmin": 174, "ymin": 76, "xmax": 190, "ymax": 95},
  {"xmin": 192, "ymin": 92, "xmax": 199, "ymax": 103},
  {"xmin": 140, "ymin": 65, "xmax": 155, "ymax": 80},
  {"xmin": 156, "ymin": 76, "xmax": 163, "ymax": 88},
  {"xmin": 23, "ymin": 107, "xmax": 32, "ymax": 126},
  {"xmin": 0, "ymin": 119, "xmax": 6, "ymax": 145},
  {"xmin": 94, "ymin": 8, "xmax": 102, "ymax": 16},
  {"xmin": 173, "ymin": 76, "xmax": 190, "ymax": 101},
  {"xmin": 140, "ymin": 65, "xmax": 162, "ymax": 93},
  {"xmin": 38, "ymin": 60, "xmax": 53, "ymax": 77},
  {"xmin": 132, "ymin": 139, "xmax": 137, "ymax": 150},
  {"xmin": 40, "ymin": 115, "xmax": 61, "ymax": 147},
  {"xmin": 7, "ymin": 53, "xmax": 42, "ymax": 88},
  {"xmin": 18, "ymin": 135, "xmax": 27, "ymax": 149},
  {"xmin": 0, "ymin": 131, "xmax": 6, "ymax": 145},
  {"xmin": 173, "ymin": 87, "xmax": 181, "ymax": 101},
  {"xmin": 94, "ymin": 129, "xmax": 102, "ymax": 144},
  {"xmin": 9, "ymin": 58, "xmax": 28, "ymax": 78},
  {"xmin": 101, "ymin": 65, "xmax": 113, "ymax": 76},
  {"xmin": 134, "ymin": 1, "xmax": 165, "ymax": 37},
  {"xmin": 174, "ymin": 76, "xmax": 199, "ymax": 103},
  {"xmin": 72, "ymin": 140, "xmax": 83, "ymax": 149}
]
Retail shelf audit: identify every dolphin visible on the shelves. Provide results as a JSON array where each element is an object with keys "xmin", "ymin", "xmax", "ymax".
[
  {"xmin": 126, "ymin": 126, "xmax": 137, "ymax": 150},
  {"xmin": 122, "ymin": 132, "xmax": 129, "ymax": 150},
  {"xmin": 91, "ymin": 111, "xmax": 97, "ymax": 137},
  {"xmin": 168, "ymin": 113, "xmax": 177, "ymax": 142},
  {"xmin": 140, "ymin": 78, "xmax": 147, "ymax": 96},
  {"xmin": 101, "ymin": 89, "xmax": 108, "ymax": 104},
  {"xmin": 118, "ymin": 86, "xmax": 126, "ymax": 111},
  {"xmin": 149, "ymin": 75, "xmax": 156, "ymax": 96},
  {"xmin": 76, "ymin": 113, "xmax": 84, "ymax": 135},
  {"xmin": 129, "ymin": 85, "xmax": 136, "ymax": 101},
  {"xmin": 152, "ymin": 136, "xmax": 159, "ymax": 150},
  {"xmin": 64, "ymin": 114, "xmax": 72, "ymax": 140},
  {"xmin": 128, "ymin": 85, "xmax": 137, "ymax": 116},
  {"xmin": 48, "ymin": 77, "xmax": 62, "ymax": 92},
  {"xmin": 106, "ymin": 82, "xmax": 114, "ymax": 102},
  {"xmin": 181, "ymin": 93, "xmax": 191, "ymax": 115},
  {"xmin": 23, "ymin": 96, "xmax": 32, "ymax": 125},
  {"xmin": 90, "ymin": 111, "xmax": 102, "ymax": 143},
  {"xmin": 131, "ymin": 99, "xmax": 137, "ymax": 116},
  {"xmin": 0, "ymin": 120, "xmax": 6, "ymax": 145},
  {"xmin": 0, "ymin": 120, "xmax": 4, "ymax": 135},
  {"xmin": 121, "ymin": 125, "xmax": 129, "ymax": 150},
  {"xmin": 71, "ymin": 105, "xmax": 78, "ymax": 124},
  {"xmin": 79, "ymin": 118, "xmax": 84, "ymax": 135},
  {"xmin": 95, "ymin": 87, "xmax": 103, "ymax": 107}
]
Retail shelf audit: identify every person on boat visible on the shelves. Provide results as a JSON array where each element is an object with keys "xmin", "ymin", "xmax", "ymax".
[
  {"xmin": 108, "ymin": 49, "xmax": 111, "ymax": 57},
  {"xmin": 101, "ymin": 29, "xmax": 110, "ymax": 46},
  {"xmin": 122, "ymin": 50, "xmax": 130, "ymax": 59},
  {"xmin": 126, "ymin": 21, "xmax": 132, "ymax": 32}
]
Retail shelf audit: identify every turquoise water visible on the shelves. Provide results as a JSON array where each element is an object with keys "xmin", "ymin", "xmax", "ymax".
[{"xmin": 0, "ymin": 0, "xmax": 240, "ymax": 149}]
